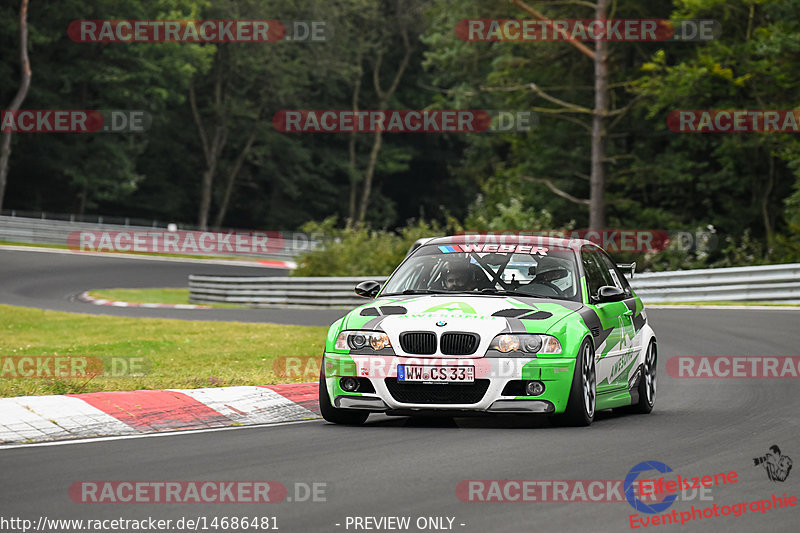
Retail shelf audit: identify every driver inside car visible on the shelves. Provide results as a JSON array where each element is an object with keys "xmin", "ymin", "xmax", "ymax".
[{"xmin": 440, "ymin": 259, "xmax": 491, "ymax": 291}]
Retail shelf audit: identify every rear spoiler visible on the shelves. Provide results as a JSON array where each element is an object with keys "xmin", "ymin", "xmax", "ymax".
[{"xmin": 618, "ymin": 262, "xmax": 636, "ymax": 278}]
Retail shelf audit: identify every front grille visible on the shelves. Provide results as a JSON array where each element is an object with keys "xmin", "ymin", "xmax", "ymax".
[
  {"xmin": 400, "ymin": 332, "xmax": 436, "ymax": 355},
  {"xmin": 440, "ymin": 333, "xmax": 479, "ymax": 355},
  {"xmin": 384, "ymin": 379, "xmax": 490, "ymax": 404}
]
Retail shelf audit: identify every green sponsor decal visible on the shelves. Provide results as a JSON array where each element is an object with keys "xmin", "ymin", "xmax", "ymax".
[
  {"xmin": 611, "ymin": 348, "xmax": 637, "ymax": 381},
  {"xmin": 423, "ymin": 301, "xmax": 477, "ymax": 314},
  {"xmin": 324, "ymin": 354, "xmax": 357, "ymax": 375}
]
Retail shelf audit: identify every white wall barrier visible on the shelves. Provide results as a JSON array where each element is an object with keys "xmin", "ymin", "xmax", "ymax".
[{"xmin": 189, "ymin": 264, "xmax": 800, "ymax": 308}]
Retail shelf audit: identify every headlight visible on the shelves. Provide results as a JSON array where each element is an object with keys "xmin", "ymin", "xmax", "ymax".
[
  {"xmin": 335, "ymin": 330, "xmax": 392, "ymax": 351},
  {"xmin": 487, "ymin": 334, "xmax": 561, "ymax": 355}
]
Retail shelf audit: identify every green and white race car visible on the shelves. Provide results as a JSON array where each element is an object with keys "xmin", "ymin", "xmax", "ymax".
[{"xmin": 319, "ymin": 235, "xmax": 657, "ymax": 426}]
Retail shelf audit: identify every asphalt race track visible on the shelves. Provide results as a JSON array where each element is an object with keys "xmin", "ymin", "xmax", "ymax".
[
  {"xmin": 0, "ymin": 248, "xmax": 345, "ymax": 325},
  {"xmin": 1, "ymin": 248, "xmax": 799, "ymax": 532}
]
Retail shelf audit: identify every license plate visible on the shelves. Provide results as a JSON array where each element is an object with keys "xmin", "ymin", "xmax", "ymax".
[{"xmin": 398, "ymin": 365, "xmax": 474, "ymax": 383}]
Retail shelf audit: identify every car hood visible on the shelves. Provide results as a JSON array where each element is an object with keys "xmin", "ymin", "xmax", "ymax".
[{"xmin": 342, "ymin": 294, "xmax": 582, "ymax": 357}]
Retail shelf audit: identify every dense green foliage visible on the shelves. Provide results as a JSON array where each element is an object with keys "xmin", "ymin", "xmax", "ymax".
[
  {"xmin": 2, "ymin": 0, "xmax": 799, "ymax": 270},
  {"xmin": 293, "ymin": 217, "xmax": 448, "ymax": 277},
  {"xmin": 294, "ymin": 199, "xmax": 565, "ymax": 276}
]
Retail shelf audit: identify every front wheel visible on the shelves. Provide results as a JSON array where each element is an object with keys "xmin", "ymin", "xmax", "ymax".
[
  {"xmin": 318, "ymin": 368, "xmax": 369, "ymax": 425},
  {"xmin": 555, "ymin": 338, "xmax": 596, "ymax": 426}
]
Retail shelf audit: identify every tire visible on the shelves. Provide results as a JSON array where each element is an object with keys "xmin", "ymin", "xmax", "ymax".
[
  {"xmin": 556, "ymin": 338, "xmax": 596, "ymax": 426},
  {"xmin": 630, "ymin": 340, "xmax": 657, "ymax": 414},
  {"xmin": 318, "ymin": 368, "xmax": 369, "ymax": 425}
]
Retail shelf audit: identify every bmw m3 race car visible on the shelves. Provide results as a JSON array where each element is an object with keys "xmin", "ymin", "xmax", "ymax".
[{"xmin": 319, "ymin": 235, "xmax": 657, "ymax": 426}]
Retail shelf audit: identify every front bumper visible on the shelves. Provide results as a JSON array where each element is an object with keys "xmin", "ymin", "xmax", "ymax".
[{"xmin": 324, "ymin": 352, "xmax": 575, "ymax": 414}]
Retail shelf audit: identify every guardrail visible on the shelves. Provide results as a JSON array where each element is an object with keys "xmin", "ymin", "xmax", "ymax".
[
  {"xmin": 189, "ymin": 276, "xmax": 390, "ymax": 307},
  {"xmin": 0, "ymin": 214, "xmax": 310, "ymax": 259},
  {"xmin": 0, "ymin": 215, "xmax": 166, "ymax": 246},
  {"xmin": 631, "ymin": 263, "xmax": 800, "ymax": 303},
  {"xmin": 188, "ymin": 263, "xmax": 800, "ymax": 308}
]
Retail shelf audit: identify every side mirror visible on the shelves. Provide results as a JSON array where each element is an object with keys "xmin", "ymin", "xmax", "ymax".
[
  {"xmin": 354, "ymin": 280, "xmax": 381, "ymax": 299},
  {"xmin": 595, "ymin": 285, "xmax": 625, "ymax": 303}
]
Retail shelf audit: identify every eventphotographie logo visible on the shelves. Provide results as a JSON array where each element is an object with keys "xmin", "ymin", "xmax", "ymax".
[
  {"xmin": 753, "ymin": 445, "xmax": 793, "ymax": 482},
  {"xmin": 625, "ymin": 461, "xmax": 735, "ymax": 515}
]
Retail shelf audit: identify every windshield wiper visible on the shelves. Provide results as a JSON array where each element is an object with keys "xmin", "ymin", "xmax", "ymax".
[
  {"xmin": 479, "ymin": 288, "xmax": 527, "ymax": 297},
  {"xmin": 382, "ymin": 289, "xmax": 450, "ymax": 296},
  {"xmin": 480, "ymin": 288, "xmax": 571, "ymax": 301}
]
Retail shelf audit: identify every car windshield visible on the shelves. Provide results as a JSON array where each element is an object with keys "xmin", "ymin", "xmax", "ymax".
[{"xmin": 381, "ymin": 243, "xmax": 580, "ymax": 301}]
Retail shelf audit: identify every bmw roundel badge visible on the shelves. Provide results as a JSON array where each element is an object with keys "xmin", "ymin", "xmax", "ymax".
[{"xmin": 435, "ymin": 321, "xmax": 447, "ymax": 327}]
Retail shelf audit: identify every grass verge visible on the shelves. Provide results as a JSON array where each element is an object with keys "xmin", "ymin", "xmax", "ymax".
[
  {"xmin": 0, "ymin": 304, "xmax": 327, "ymax": 397},
  {"xmin": 87, "ymin": 288, "xmax": 244, "ymax": 309}
]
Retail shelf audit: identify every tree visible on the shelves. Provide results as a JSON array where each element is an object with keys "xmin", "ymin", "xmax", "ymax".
[
  {"xmin": 0, "ymin": 0, "xmax": 213, "ymax": 216},
  {"xmin": 190, "ymin": 0, "xmax": 339, "ymax": 229},
  {"xmin": 422, "ymin": 0, "xmax": 673, "ymax": 230},
  {"xmin": 0, "ymin": 0, "xmax": 31, "ymax": 211},
  {"xmin": 354, "ymin": 4, "xmax": 416, "ymax": 225},
  {"xmin": 635, "ymin": 0, "xmax": 800, "ymax": 260},
  {"xmin": 512, "ymin": 0, "xmax": 609, "ymax": 228},
  {"xmin": 326, "ymin": 0, "xmax": 424, "ymax": 226}
]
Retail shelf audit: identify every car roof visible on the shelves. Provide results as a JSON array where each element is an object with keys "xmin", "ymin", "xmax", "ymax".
[{"xmin": 421, "ymin": 234, "xmax": 596, "ymax": 252}]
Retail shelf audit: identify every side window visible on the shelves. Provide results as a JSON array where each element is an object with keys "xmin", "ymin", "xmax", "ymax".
[
  {"xmin": 581, "ymin": 246, "xmax": 614, "ymax": 296},
  {"xmin": 598, "ymin": 251, "xmax": 633, "ymax": 297}
]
